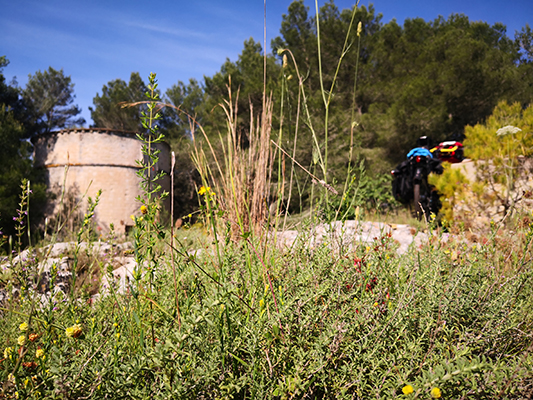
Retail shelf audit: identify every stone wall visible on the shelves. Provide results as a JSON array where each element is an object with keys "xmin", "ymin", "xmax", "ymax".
[
  {"xmin": 449, "ymin": 157, "xmax": 533, "ymax": 229},
  {"xmin": 32, "ymin": 128, "xmax": 170, "ymax": 234}
]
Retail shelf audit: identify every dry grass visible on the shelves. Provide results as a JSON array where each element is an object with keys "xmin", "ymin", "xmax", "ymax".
[{"xmin": 191, "ymin": 84, "xmax": 274, "ymax": 238}]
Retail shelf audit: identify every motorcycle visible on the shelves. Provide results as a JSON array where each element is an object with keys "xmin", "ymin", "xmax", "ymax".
[{"xmin": 391, "ymin": 152, "xmax": 443, "ymax": 221}]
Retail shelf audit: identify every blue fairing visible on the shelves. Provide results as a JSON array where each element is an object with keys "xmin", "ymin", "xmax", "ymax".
[{"xmin": 407, "ymin": 147, "xmax": 433, "ymax": 158}]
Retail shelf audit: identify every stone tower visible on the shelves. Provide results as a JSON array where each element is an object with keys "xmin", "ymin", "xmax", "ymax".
[{"xmin": 32, "ymin": 128, "xmax": 170, "ymax": 235}]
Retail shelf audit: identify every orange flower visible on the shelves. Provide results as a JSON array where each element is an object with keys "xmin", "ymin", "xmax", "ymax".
[{"xmin": 28, "ymin": 333, "xmax": 39, "ymax": 342}]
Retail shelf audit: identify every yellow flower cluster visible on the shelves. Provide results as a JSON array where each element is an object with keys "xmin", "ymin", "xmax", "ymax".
[
  {"xmin": 36, "ymin": 348, "xmax": 45, "ymax": 359},
  {"xmin": 65, "ymin": 324, "xmax": 83, "ymax": 338},
  {"xmin": 401, "ymin": 385, "xmax": 441, "ymax": 397},
  {"xmin": 198, "ymin": 186, "xmax": 212, "ymax": 196},
  {"xmin": 17, "ymin": 335, "xmax": 26, "ymax": 346},
  {"xmin": 4, "ymin": 346, "xmax": 13, "ymax": 359},
  {"xmin": 19, "ymin": 322, "xmax": 29, "ymax": 332}
]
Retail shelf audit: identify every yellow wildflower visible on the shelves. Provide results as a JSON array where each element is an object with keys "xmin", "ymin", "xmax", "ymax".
[
  {"xmin": 402, "ymin": 384, "xmax": 414, "ymax": 395},
  {"xmin": 116, "ymin": 332, "xmax": 120, "ymax": 339},
  {"xmin": 430, "ymin": 387, "xmax": 442, "ymax": 398},
  {"xmin": 357, "ymin": 21, "xmax": 362, "ymax": 37},
  {"xmin": 4, "ymin": 346, "xmax": 13, "ymax": 358},
  {"xmin": 65, "ymin": 324, "xmax": 83, "ymax": 338},
  {"xmin": 17, "ymin": 335, "xmax": 26, "ymax": 346},
  {"xmin": 198, "ymin": 186, "xmax": 211, "ymax": 196},
  {"xmin": 19, "ymin": 322, "xmax": 29, "ymax": 332},
  {"xmin": 36, "ymin": 348, "xmax": 45, "ymax": 358},
  {"xmin": 8, "ymin": 373, "xmax": 15, "ymax": 383},
  {"xmin": 140, "ymin": 205, "xmax": 148, "ymax": 215}
]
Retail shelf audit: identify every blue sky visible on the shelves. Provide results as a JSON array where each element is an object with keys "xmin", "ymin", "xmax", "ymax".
[{"xmin": 1, "ymin": 0, "xmax": 532, "ymax": 126}]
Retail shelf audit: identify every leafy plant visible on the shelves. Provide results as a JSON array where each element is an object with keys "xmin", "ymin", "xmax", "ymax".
[
  {"xmin": 430, "ymin": 101, "xmax": 533, "ymax": 230},
  {"xmin": 322, "ymin": 159, "xmax": 399, "ymax": 222}
]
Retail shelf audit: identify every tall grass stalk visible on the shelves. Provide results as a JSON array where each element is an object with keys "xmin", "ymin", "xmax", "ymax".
[{"xmin": 316, "ymin": 0, "xmax": 360, "ymax": 185}]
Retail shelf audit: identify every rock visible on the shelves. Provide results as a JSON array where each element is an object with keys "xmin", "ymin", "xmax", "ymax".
[{"xmin": 274, "ymin": 220, "xmax": 438, "ymax": 255}]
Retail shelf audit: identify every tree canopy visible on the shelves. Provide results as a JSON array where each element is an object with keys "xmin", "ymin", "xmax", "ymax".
[
  {"xmin": 0, "ymin": 57, "xmax": 47, "ymax": 243},
  {"xmin": 23, "ymin": 67, "xmax": 85, "ymax": 134},
  {"xmin": 90, "ymin": 72, "xmax": 148, "ymax": 132}
]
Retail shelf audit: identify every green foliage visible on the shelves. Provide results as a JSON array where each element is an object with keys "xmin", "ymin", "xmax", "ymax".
[
  {"xmin": 0, "ymin": 59, "xmax": 47, "ymax": 243},
  {"xmin": 164, "ymin": 78, "xmax": 205, "ymax": 142},
  {"xmin": 203, "ymin": 37, "xmax": 281, "ymax": 138},
  {"xmin": 274, "ymin": 3, "xmax": 532, "ymax": 176},
  {"xmin": 430, "ymin": 101, "xmax": 533, "ymax": 228},
  {"xmin": 90, "ymin": 72, "xmax": 149, "ymax": 131},
  {"xmin": 2, "ymin": 210, "xmax": 532, "ymax": 398},
  {"xmin": 428, "ymin": 163, "xmax": 470, "ymax": 225},
  {"xmin": 22, "ymin": 66, "xmax": 85, "ymax": 133},
  {"xmin": 323, "ymin": 160, "xmax": 398, "ymax": 222}
]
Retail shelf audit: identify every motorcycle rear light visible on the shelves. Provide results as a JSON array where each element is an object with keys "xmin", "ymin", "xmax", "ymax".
[
  {"xmin": 391, "ymin": 170, "xmax": 395, "ymax": 176},
  {"xmin": 416, "ymin": 156, "xmax": 421, "ymax": 162}
]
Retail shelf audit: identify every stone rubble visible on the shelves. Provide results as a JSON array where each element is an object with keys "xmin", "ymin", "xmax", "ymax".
[{"xmin": 274, "ymin": 220, "xmax": 447, "ymax": 255}]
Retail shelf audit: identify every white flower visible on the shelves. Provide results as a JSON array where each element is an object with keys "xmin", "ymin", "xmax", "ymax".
[{"xmin": 496, "ymin": 125, "xmax": 522, "ymax": 136}]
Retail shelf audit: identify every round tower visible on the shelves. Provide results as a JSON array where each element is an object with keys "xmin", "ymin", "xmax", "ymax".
[{"xmin": 32, "ymin": 128, "xmax": 170, "ymax": 235}]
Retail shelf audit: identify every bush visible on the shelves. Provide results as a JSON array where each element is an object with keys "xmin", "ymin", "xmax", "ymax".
[{"xmin": 430, "ymin": 101, "xmax": 533, "ymax": 230}]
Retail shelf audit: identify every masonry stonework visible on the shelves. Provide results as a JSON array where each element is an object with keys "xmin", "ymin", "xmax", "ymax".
[{"xmin": 32, "ymin": 128, "xmax": 170, "ymax": 234}]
